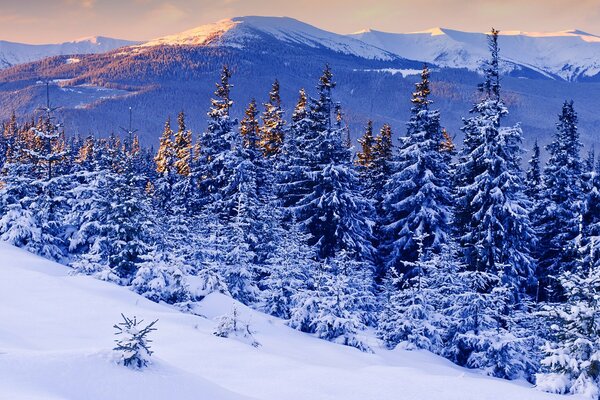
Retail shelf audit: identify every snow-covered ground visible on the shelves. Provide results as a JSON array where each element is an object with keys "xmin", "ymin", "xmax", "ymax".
[{"xmin": 0, "ymin": 243, "xmax": 579, "ymax": 400}]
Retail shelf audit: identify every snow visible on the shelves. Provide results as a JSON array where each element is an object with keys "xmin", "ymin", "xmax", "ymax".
[
  {"xmin": 350, "ymin": 27, "xmax": 600, "ymax": 81},
  {"xmin": 0, "ymin": 242, "xmax": 579, "ymax": 400},
  {"xmin": 357, "ymin": 68, "xmax": 422, "ymax": 77},
  {"xmin": 139, "ymin": 16, "xmax": 395, "ymax": 60}
]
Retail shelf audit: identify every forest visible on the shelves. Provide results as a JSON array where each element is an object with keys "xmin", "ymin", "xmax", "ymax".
[{"xmin": 0, "ymin": 29, "xmax": 596, "ymax": 397}]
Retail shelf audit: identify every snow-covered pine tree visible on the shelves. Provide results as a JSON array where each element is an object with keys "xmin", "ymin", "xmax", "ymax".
[
  {"xmin": 295, "ymin": 65, "xmax": 375, "ymax": 262},
  {"xmin": 453, "ymin": 29, "xmax": 535, "ymax": 295},
  {"xmin": 260, "ymin": 79, "xmax": 286, "ymax": 158},
  {"xmin": 106, "ymin": 138, "xmax": 154, "ymax": 282},
  {"xmin": 153, "ymin": 117, "xmax": 178, "ymax": 211},
  {"xmin": 525, "ymin": 140, "xmax": 543, "ymax": 203},
  {"xmin": 356, "ymin": 120, "xmax": 375, "ymax": 172},
  {"xmin": 262, "ymin": 213, "xmax": 317, "ymax": 319},
  {"xmin": 113, "ymin": 314, "xmax": 158, "ymax": 370},
  {"xmin": 581, "ymin": 158, "xmax": 600, "ymax": 274},
  {"xmin": 535, "ymin": 101, "xmax": 584, "ymax": 301},
  {"xmin": 0, "ymin": 89, "xmax": 69, "ymax": 261},
  {"xmin": 381, "ymin": 65, "xmax": 452, "ymax": 280},
  {"xmin": 198, "ymin": 65, "xmax": 238, "ymax": 207},
  {"xmin": 377, "ymin": 235, "xmax": 443, "ymax": 352},
  {"xmin": 290, "ymin": 252, "xmax": 373, "ymax": 352},
  {"xmin": 537, "ymin": 266, "xmax": 600, "ymax": 398},
  {"xmin": 276, "ymin": 88, "xmax": 314, "ymax": 210},
  {"xmin": 370, "ymin": 123, "xmax": 394, "ymax": 278},
  {"xmin": 215, "ymin": 109, "xmax": 265, "ymax": 303},
  {"xmin": 131, "ymin": 243, "xmax": 193, "ymax": 304},
  {"xmin": 444, "ymin": 267, "xmax": 537, "ymax": 380},
  {"xmin": 67, "ymin": 136, "xmax": 116, "ymax": 277},
  {"xmin": 174, "ymin": 111, "xmax": 192, "ymax": 177},
  {"xmin": 221, "ymin": 194, "xmax": 260, "ymax": 305}
]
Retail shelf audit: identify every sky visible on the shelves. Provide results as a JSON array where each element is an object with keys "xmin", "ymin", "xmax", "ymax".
[{"xmin": 1, "ymin": 0, "xmax": 600, "ymax": 44}]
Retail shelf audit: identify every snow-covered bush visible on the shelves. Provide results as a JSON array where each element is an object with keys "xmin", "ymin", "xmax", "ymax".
[
  {"xmin": 113, "ymin": 314, "xmax": 158, "ymax": 369},
  {"xmin": 213, "ymin": 307, "xmax": 260, "ymax": 347}
]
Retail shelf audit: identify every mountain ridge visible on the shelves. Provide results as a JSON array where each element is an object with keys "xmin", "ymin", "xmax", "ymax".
[{"xmin": 0, "ymin": 35, "xmax": 140, "ymax": 69}]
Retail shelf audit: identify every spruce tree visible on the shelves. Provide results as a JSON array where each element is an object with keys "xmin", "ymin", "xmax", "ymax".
[
  {"xmin": 295, "ymin": 65, "xmax": 374, "ymax": 261},
  {"xmin": 381, "ymin": 65, "xmax": 452, "ymax": 279},
  {"xmin": 453, "ymin": 29, "xmax": 535, "ymax": 294},
  {"xmin": 525, "ymin": 140, "xmax": 543, "ymax": 203},
  {"xmin": 174, "ymin": 111, "xmax": 192, "ymax": 177},
  {"xmin": 260, "ymin": 79, "xmax": 286, "ymax": 158},
  {"xmin": 535, "ymin": 101, "xmax": 584, "ymax": 301},
  {"xmin": 276, "ymin": 89, "xmax": 313, "ymax": 210},
  {"xmin": 262, "ymin": 213, "xmax": 317, "ymax": 319},
  {"xmin": 537, "ymin": 267, "xmax": 600, "ymax": 397},
  {"xmin": 377, "ymin": 235, "xmax": 444, "ymax": 352},
  {"xmin": 356, "ymin": 120, "xmax": 375, "ymax": 172},
  {"xmin": 198, "ymin": 65, "xmax": 237, "ymax": 206}
]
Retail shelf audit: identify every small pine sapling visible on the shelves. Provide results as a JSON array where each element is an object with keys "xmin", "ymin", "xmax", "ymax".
[
  {"xmin": 113, "ymin": 314, "xmax": 158, "ymax": 369},
  {"xmin": 213, "ymin": 307, "xmax": 260, "ymax": 347}
]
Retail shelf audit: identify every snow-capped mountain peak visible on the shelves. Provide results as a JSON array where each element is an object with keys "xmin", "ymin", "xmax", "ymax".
[
  {"xmin": 141, "ymin": 18, "xmax": 241, "ymax": 47},
  {"xmin": 350, "ymin": 26, "xmax": 600, "ymax": 81},
  {"xmin": 139, "ymin": 16, "xmax": 396, "ymax": 60}
]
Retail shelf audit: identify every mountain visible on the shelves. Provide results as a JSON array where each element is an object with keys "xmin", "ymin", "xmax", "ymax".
[
  {"xmin": 140, "ymin": 16, "xmax": 395, "ymax": 60},
  {"xmin": 0, "ymin": 242, "xmax": 568, "ymax": 400},
  {"xmin": 350, "ymin": 27, "xmax": 600, "ymax": 81},
  {"xmin": 0, "ymin": 36, "xmax": 140, "ymax": 69},
  {"xmin": 0, "ymin": 16, "xmax": 599, "ymax": 152}
]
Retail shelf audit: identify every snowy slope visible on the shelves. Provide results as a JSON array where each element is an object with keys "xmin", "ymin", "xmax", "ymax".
[
  {"xmin": 0, "ymin": 36, "xmax": 139, "ymax": 69},
  {"xmin": 350, "ymin": 28, "xmax": 600, "ymax": 81},
  {"xmin": 140, "ymin": 16, "xmax": 396, "ymax": 60},
  {"xmin": 0, "ymin": 243, "xmax": 579, "ymax": 400}
]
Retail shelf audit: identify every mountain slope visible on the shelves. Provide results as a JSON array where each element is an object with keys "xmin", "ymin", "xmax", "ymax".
[
  {"xmin": 350, "ymin": 28, "xmax": 600, "ymax": 81},
  {"xmin": 0, "ymin": 242, "xmax": 576, "ymax": 400},
  {"xmin": 0, "ymin": 36, "xmax": 140, "ymax": 69}
]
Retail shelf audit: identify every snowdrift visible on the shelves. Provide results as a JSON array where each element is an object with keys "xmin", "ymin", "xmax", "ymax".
[{"xmin": 0, "ymin": 243, "xmax": 578, "ymax": 400}]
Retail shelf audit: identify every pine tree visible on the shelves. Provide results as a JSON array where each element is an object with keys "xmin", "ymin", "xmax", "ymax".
[
  {"xmin": 131, "ymin": 244, "xmax": 193, "ymax": 304},
  {"xmin": 535, "ymin": 101, "xmax": 584, "ymax": 301},
  {"xmin": 377, "ymin": 235, "xmax": 443, "ymax": 352},
  {"xmin": 174, "ymin": 111, "xmax": 192, "ymax": 177},
  {"xmin": 262, "ymin": 214, "xmax": 317, "ymax": 319},
  {"xmin": 381, "ymin": 65, "xmax": 452, "ymax": 280},
  {"xmin": 260, "ymin": 79, "xmax": 286, "ymax": 158},
  {"xmin": 276, "ymin": 89, "xmax": 313, "ymax": 209},
  {"xmin": 67, "ymin": 136, "xmax": 115, "ymax": 276},
  {"xmin": 444, "ymin": 268, "xmax": 537, "ymax": 380},
  {"xmin": 290, "ymin": 253, "xmax": 373, "ymax": 352},
  {"xmin": 198, "ymin": 65, "xmax": 237, "ymax": 206},
  {"xmin": 525, "ymin": 140, "xmax": 543, "ymax": 203},
  {"xmin": 295, "ymin": 65, "xmax": 375, "ymax": 261},
  {"xmin": 153, "ymin": 117, "xmax": 178, "ymax": 211},
  {"xmin": 0, "ymin": 90, "xmax": 68, "ymax": 261},
  {"xmin": 241, "ymin": 99, "xmax": 261, "ymax": 152},
  {"xmin": 453, "ymin": 29, "xmax": 536, "ymax": 294},
  {"xmin": 113, "ymin": 314, "xmax": 158, "ymax": 370},
  {"xmin": 107, "ymin": 141, "xmax": 154, "ymax": 282},
  {"xmin": 356, "ymin": 120, "xmax": 375, "ymax": 171},
  {"xmin": 537, "ymin": 267, "xmax": 600, "ymax": 398},
  {"xmin": 222, "ymin": 195, "xmax": 260, "ymax": 304},
  {"xmin": 581, "ymin": 158, "xmax": 600, "ymax": 274}
]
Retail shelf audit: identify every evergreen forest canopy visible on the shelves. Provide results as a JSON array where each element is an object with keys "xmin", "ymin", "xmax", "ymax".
[{"xmin": 1, "ymin": 29, "xmax": 599, "ymax": 398}]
